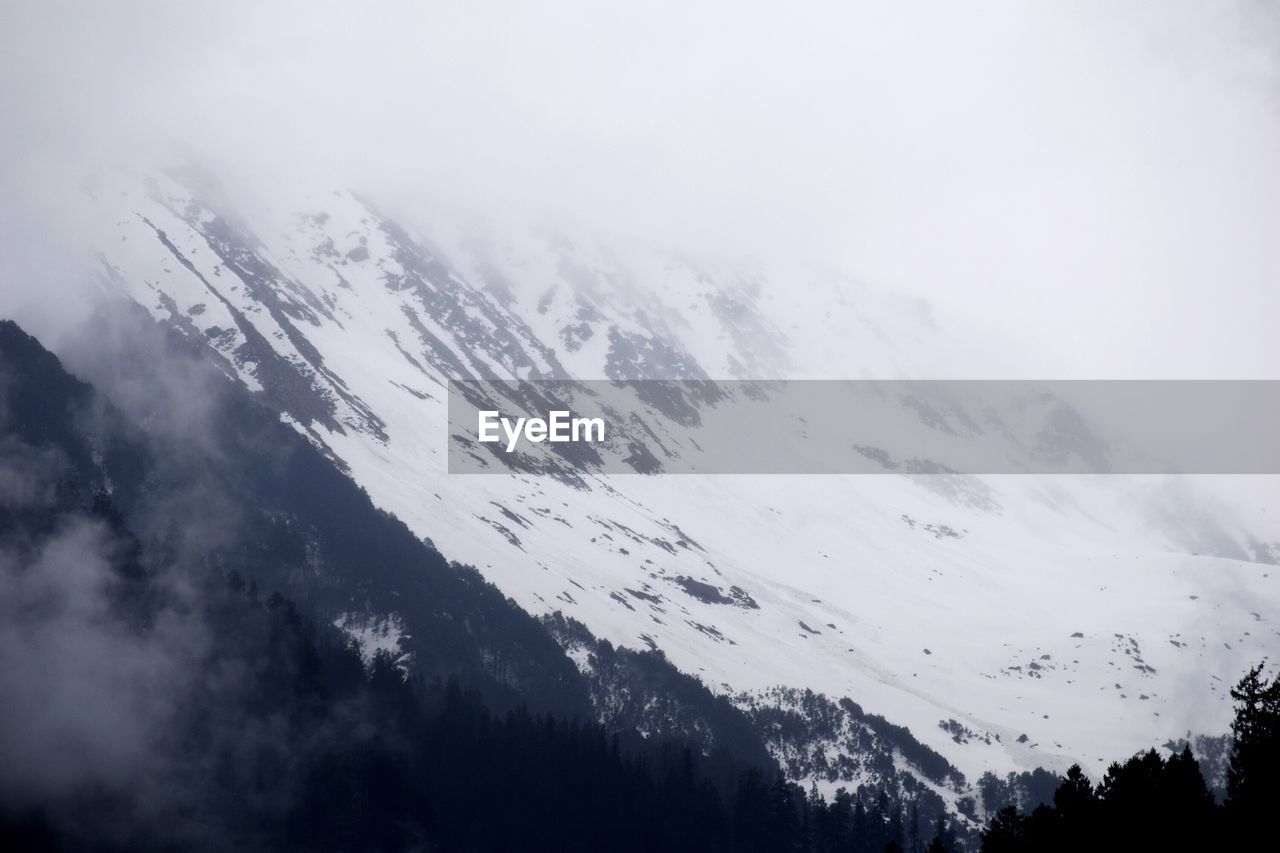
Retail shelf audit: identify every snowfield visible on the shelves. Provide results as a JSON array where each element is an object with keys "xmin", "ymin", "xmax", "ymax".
[{"xmin": 81, "ymin": 169, "xmax": 1280, "ymax": 790}]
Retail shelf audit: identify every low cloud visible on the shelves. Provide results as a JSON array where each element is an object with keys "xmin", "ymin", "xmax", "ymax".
[
  {"xmin": 2, "ymin": 1, "xmax": 1278, "ymax": 375},
  {"xmin": 0, "ymin": 518, "xmax": 196, "ymax": 801}
]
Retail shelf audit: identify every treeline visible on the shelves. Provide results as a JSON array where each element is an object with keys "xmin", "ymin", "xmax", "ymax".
[
  {"xmin": 2, "ymin": 316, "xmax": 961, "ymax": 851},
  {"xmin": 0, "ymin": 512, "xmax": 961, "ymax": 852},
  {"xmin": 5, "ymin": 317, "xmax": 1272, "ymax": 852},
  {"xmin": 15, "ymin": 495, "xmax": 1273, "ymax": 853},
  {"xmin": 980, "ymin": 665, "xmax": 1280, "ymax": 852}
]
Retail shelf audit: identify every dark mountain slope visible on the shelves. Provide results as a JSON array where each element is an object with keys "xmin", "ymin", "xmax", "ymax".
[
  {"xmin": 1, "ymin": 314, "xmax": 590, "ymax": 715},
  {"xmin": 2, "ymin": 311, "xmax": 788, "ymax": 762},
  {"xmin": 0, "ymin": 455, "xmax": 758, "ymax": 852}
]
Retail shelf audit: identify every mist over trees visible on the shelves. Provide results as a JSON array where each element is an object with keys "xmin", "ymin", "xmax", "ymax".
[
  {"xmin": 1, "ymin": 309, "xmax": 1273, "ymax": 851},
  {"xmin": 3, "ymin": 317, "xmax": 966, "ymax": 851}
]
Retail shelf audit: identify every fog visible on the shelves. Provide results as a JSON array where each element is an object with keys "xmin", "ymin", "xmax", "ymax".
[
  {"xmin": 0, "ymin": 519, "xmax": 191, "ymax": 800},
  {"xmin": 0, "ymin": 314, "xmax": 345, "ymax": 847},
  {"xmin": 2, "ymin": 1, "xmax": 1278, "ymax": 376}
]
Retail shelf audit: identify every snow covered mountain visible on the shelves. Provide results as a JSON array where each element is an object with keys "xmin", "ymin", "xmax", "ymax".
[{"xmin": 74, "ymin": 168, "xmax": 1279, "ymax": 811}]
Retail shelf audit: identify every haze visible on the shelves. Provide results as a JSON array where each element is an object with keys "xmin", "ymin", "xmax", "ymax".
[{"xmin": 2, "ymin": 0, "xmax": 1278, "ymax": 376}]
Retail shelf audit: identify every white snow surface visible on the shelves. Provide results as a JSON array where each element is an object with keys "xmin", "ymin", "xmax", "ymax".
[{"xmin": 79, "ymin": 171, "xmax": 1280, "ymax": 787}]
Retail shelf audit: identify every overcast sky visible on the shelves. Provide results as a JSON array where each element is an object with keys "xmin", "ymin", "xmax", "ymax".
[{"xmin": 2, "ymin": 1, "xmax": 1278, "ymax": 376}]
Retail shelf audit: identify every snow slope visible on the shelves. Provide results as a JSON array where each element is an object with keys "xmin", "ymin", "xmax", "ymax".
[{"xmin": 76, "ymin": 169, "xmax": 1280, "ymax": 794}]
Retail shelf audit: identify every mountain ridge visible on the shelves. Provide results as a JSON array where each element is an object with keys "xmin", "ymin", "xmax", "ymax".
[{"xmin": 52, "ymin": 169, "xmax": 1280, "ymax": 806}]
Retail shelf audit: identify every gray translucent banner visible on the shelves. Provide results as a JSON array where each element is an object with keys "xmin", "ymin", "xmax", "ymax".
[{"xmin": 447, "ymin": 379, "xmax": 1280, "ymax": 476}]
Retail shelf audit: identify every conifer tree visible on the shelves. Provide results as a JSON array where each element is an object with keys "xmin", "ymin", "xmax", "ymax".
[
  {"xmin": 1227, "ymin": 664, "xmax": 1280, "ymax": 817},
  {"xmin": 979, "ymin": 806, "xmax": 1026, "ymax": 853}
]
